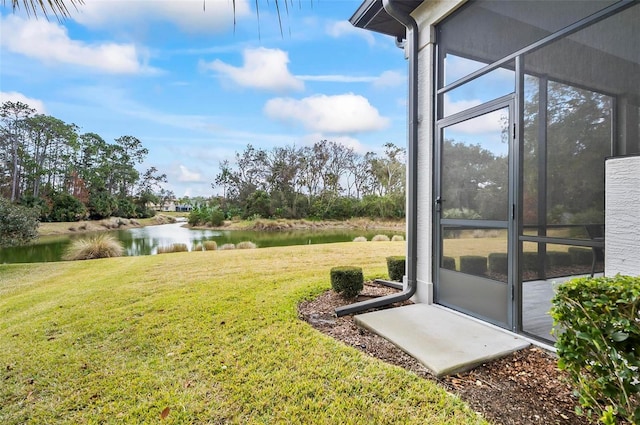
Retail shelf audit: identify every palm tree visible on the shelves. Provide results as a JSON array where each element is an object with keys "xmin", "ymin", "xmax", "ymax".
[
  {"xmin": 6, "ymin": 0, "xmax": 301, "ymax": 33},
  {"xmin": 6, "ymin": 0, "xmax": 84, "ymax": 18}
]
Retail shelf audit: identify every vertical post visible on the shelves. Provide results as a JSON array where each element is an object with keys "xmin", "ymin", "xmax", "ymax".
[{"xmin": 605, "ymin": 156, "xmax": 640, "ymax": 277}]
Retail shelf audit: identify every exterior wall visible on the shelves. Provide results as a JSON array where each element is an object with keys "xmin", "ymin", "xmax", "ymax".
[
  {"xmin": 605, "ymin": 156, "xmax": 640, "ymax": 277},
  {"xmin": 410, "ymin": 0, "xmax": 466, "ymax": 304}
]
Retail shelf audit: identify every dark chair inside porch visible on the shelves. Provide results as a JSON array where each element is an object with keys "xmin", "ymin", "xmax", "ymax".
[{"xmin": 585, "ymin": 224, "xmax": 605, "ymax": 277}]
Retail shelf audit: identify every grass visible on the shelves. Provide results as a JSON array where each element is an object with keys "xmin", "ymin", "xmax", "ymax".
[
  {"xmin": 62, "ymin": 234, "xmax": 124, "ymax": 260},
  {"xmin": 0, "ymin": 243, "xmax": 486, "ymax": 424}
]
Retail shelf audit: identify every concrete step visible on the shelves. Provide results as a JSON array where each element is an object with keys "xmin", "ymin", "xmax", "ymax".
[{"xmin": 355, "ymin": 304, "xmax": 530, "ymax": 377}]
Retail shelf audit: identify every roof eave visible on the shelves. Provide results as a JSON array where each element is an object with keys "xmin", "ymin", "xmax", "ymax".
[{"xmin": 349, "ymin": 0, "xmax": 424, "ymax": 38}]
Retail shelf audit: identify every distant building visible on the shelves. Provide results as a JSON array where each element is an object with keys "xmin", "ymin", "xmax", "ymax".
[{"xmin": 149, "ymin": 200, "xmax": 193, "ymax": 212}]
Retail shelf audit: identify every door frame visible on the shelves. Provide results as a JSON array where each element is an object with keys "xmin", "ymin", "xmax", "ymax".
[{"xmin": 434, "ymin": 94, "xmax": 517, "ymax": 330}]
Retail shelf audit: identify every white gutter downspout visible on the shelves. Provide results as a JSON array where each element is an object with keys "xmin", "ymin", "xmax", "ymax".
[{"xmin": 335, "ymin": 0, "xmax": 418, "ymax": 316}]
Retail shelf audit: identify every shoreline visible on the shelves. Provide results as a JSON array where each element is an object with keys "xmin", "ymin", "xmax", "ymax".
[
  {"xmin": 38, "ymin": 216, "xmax": 406, "ymax": 237},
  {"xmin": 190, "ymin": 218, "xmax": 406, "ymax": 232},
  {"xmin": 37, "ymin": 214, "xmax": 179, "ymax": 237}
]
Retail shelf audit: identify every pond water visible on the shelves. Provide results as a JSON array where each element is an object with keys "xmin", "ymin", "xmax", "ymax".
[{"xmin": 0, "ymin": 223, "xmax": 404, "ymax": 264}]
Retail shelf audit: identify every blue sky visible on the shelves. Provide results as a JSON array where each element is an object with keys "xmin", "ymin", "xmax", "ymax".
[{"xmin": 0, "ymin": 0, "xmax": 410, "ymax": 198}]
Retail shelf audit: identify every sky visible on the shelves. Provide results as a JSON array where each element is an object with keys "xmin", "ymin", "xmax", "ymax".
[{"xmin": 0, "ymin": 0, "xmax": 411, "ymax": 198}]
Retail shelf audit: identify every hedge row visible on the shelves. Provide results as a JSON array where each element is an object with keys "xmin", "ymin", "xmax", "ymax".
[
  {"xmin": 441, "ymin": 248, "xmax": 595, "ymax": 275},
  {"xmin": 551, "ymin": 275, "xmax": 640, "ymax": 424}
]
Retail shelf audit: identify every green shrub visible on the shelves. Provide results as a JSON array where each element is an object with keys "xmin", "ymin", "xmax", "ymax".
[
  {"xmin": 63, "ymin": 234, "xmax": 124, "ymax": 260},
  {"xmin": 568, "ymin": 247, "xmax": 592, "ymax": 265},
  {"xmin": 546, "ymin": 251, "xmax": 572, "ymax": 267},
  {"xmin": 114, "ymin": 198, "xmax": 137, "ymax": 219},
  {"xmin": 386, "ymin": 256, "xmax": 405, "ymax": 282},
  {"xmin": 0, "ymin": 197, "xmax": 39, "ymax": 248},
  {"xmin": 522, "ymin": 251, "xmax": 540, "ymax": 272},
  {"xmin": 371, "ymin": 234, "xmax": 390, "ymax": 242},
  {"xmin": 330, "ymin": 266, "xmax": 364, "ymax": 299},
  {"xmin": 209, "ymin": 208, "xmax": 225, "ymax": 226},
  {"xmin": 488, "ymin": 253, "xmax": 508, "ymax": 275},
  {"xmin": 188, "ymin": 208, "xmax": 206, "ymax": 226},
  {"xmin": 134, "ymin": 205, "xmax": 156, "ymax": 219},
  {"xmin": 459, "ymin": 256, "xmax": 487, "ymax": 275},
  {"xmin": 442, "ymin": 256, "xmax": 456, "ymax": 271},
  {"xmin": 87, "ymin": 190, "xmax": 117, "ymax": 219},
  {"xmin": 551, "ymin": 275, "xmax": 640, "ymax": 425},
  {"xmin": 243, "ymin": 190, "xmax": 271, "ymax": 219},
  {"xmin": 47, "ymin": 192, "xmax": 87, "ymax": 222}
]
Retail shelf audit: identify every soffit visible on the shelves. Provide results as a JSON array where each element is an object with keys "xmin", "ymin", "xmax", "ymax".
[{"xmin": 350, "ymin": 0, "xmax": 425, "ymax": 38}]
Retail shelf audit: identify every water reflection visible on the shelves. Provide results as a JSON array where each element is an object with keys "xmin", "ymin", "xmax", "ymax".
[
  {"xmin": 119, "ymin": 223, "xmax": 221, "ymax": 256},
  {"xmin": 0, "ymin": 223, "xmax": 403, "ymax": 264}
]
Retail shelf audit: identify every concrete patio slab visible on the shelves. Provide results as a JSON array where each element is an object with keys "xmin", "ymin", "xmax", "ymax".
[{"xmin": 354, "ymin": 304, "xmax": 530, "ymax": 377}]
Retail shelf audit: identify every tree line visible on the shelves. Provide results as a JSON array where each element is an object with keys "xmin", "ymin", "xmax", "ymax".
[
  {"xmin": 191, "ymin": 140, "xmax": 407, "ymax": 224},
  {"xmin": 0, "ymin": 101, "xmax": 169, "ymax": 222}
]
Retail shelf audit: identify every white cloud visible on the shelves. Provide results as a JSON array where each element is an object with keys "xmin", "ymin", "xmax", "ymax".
[
  {"xmin": 264, "ymin": 93, "xmax": 389, "ymax": 134},
  {"xmin": 177, "ymin": 165, "xmax": 202, "ymax": 182},
  {"xmin": 0, "ymin": 91, "xmax": 47, "ymax": 114},
  {"xmin": 203, "ymin": 47, "xmax": 303, "ymax": 93},
  {"xmin": 326, "ymin": 20, "xmax": 375, "ymax": 46},
  {"xmin": 71, "ymin": 0, "xmax": 250, "ymax": 34},
  {"xmin": 373, "ymin": 70, "xmax": 405, "ymax": 88},
  {"xmin": 444, "ymin": 95, "xmax": 507, "ymax": 135},
  {"xmin": 297, "ymin": 75, "xmax": 377, "ymax": 83},
  {"xmin": 443, "ymin": 95, "xmax": 482, "ymax": 117},
  {"xmin": 296, "ymin": 70, "xmax": 404, "ymax": 88},
  {"xmin": 444, "ymin": 55, "xmax": 513, "ymax": 86},
  {"xmin": 300, "ymin": 133, "xmax": 369, "ymax": 155},
  {"xmin": 0, "ymin": 15, "xmax": 153, "ymax": 74}
]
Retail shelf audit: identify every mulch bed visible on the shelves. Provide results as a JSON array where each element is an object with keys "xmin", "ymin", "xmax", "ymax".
[{"xmin": 298, "ymin": 281, "xmax": 594, "ymax": 425}]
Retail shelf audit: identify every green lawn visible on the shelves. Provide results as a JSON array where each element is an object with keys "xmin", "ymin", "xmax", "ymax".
[{"xmin": 0, "ymin": 242, "xmax": 486, "ymax": 424}]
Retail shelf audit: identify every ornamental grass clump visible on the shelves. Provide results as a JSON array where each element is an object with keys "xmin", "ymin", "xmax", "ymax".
[
  {"xmin": 371, "ymin": 234, "xmax": 390, "ymax": 242},
  {"xmin": 391, "ymin": 235, "xmax": 404, "ymax": 242},
  {"xmin": 551, "ymin": 275, "xmax": 640, "ymax": 425},
  {"xmin": 203, "ymin": 241, "xmax": 218, "ymax": 251},
  {"xmin": 330, "ymin": 266, "xmax": 364, "ymax": 299},
  {"xmin": 63, "ymin": 234, "xmax": 124, "ymax": 260},
  {"xmin": 353, "ymin": 236, "xmax": 367, "ymax": 242},
  {"xmin": 158, "ymin": 244, "xmax": 188, "ymax": 254},
  {"xmin": 236, "ymin": 241, "xmax": 257, "ymax": 249},
  {"xmin": 219, "ymin": 243, "xmax": 236, "ymax": 250}
]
